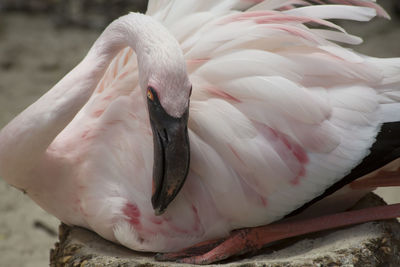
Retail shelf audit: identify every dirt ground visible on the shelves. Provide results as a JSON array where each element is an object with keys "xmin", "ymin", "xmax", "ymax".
[{"xmin": 0, "ymin": 1, "xmax": 399, "ymax": 266}]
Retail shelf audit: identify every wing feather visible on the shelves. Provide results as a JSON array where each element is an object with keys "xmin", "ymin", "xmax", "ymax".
[
  {"xmin": 165, "ymin": 0, "xmax": 391, "ymax": 224},
  {"xmin": 283, "ymin": 5, "xmax": 377, "ymax": 21},
  {"xmin": 89, "ymin": 0, "xmax": 400, "ymax": 240}
]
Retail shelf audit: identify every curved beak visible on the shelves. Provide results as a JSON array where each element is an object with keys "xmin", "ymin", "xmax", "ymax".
[{"xmin": 147, "ymin": 91, "xmax": 190, "ymax": 215}]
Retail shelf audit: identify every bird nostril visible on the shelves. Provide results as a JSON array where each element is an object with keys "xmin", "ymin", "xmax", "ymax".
[{"xmin": 163, "ymin": 129, "xmax": 169, "ymax": 143}]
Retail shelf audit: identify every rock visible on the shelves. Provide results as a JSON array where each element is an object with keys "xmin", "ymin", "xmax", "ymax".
[{"xmin": 50, "ymin": 193, "xmax": 400, "ymax": 267}]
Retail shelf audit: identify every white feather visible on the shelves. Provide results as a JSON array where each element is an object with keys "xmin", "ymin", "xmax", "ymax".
[{"xmin": 284, "ymin": 5, "xmax": 377, "ymax": 21}]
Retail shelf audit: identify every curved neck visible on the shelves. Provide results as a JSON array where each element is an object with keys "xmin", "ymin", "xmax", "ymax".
[
  {"xmin": 89, "ymin": 13, "xmax": 184, "ymax": 91},
  {"xmin": 0, "ymin": 13, "xmax": 180, "ymax": 187}
]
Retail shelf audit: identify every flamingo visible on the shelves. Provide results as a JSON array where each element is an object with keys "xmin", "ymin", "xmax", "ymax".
[{"xmin": 1, "ymin": 0, "xmax": 400, "ymax": 264}]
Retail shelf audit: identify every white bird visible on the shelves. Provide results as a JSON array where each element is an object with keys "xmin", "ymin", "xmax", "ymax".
[{"xmin": 1, "ymin": 0, "xmax": 400, "ymax": 264}]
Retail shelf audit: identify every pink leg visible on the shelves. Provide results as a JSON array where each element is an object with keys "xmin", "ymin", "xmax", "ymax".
[
  {"xmin": 350, "ymin": 171, "xmax": 400, "ymax": 189},
  {"xmin": 156, "ymin": 203, "xmax": 400, "ymax": 264}
]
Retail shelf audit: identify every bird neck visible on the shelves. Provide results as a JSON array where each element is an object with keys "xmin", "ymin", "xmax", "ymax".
[
  {"xmin": 0, "ymin": 13, "xmax": 182, "ymax": 188},
  {"xmin": 89, "ymin": 13, "xmax": 185, "ymax": 93}
]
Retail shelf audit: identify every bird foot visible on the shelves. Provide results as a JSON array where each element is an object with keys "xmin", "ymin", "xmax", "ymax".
[
  {"xmin": 155, "ymin": 237, "xmax": 229, "ymax": 264},
  {"xmin": 156, "ymin": 203, "xmax": 400, "ymax": 264},
  {"xmin": 155, "ymin": 228, "xmax": 260, "ymax": 264}
]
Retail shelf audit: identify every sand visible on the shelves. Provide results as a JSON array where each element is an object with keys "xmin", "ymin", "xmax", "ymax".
[{"xmin": 0, "ymin": 1, "xmax": 399, "ymax": 266}]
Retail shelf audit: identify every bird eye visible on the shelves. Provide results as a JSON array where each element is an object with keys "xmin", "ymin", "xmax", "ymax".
[{"xmin": 147, "ymin": 87, "xmax": 155, "ymax": 101}]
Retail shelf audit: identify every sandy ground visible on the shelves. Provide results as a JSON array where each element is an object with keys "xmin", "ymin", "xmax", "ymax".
[{"xmin": 0, "ymin": 1, "xmax": 399, "ymax": 266}]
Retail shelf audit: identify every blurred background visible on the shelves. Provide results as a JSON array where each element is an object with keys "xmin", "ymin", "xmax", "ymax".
[{"xmin": 0, "ymin": 0, "xmax": 399, "ymax": 266}]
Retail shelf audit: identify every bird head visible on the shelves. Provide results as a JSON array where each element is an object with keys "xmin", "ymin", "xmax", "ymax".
[{"xmin": 140, "ymin": 42, "xmax": 192, "ymax": 216}]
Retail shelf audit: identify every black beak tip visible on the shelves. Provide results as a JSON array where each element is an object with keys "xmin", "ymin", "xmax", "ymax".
[
  {"xmin": 154, "ymin": 207, "xmax": 165, "ymax": 216},
  {"xmin": 151, "ymin": 190, "xmax": 182, "ymax": 216},
  {"xmin": 151, "ymin": 196, "xmax": 165, "ymax": 215}
]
